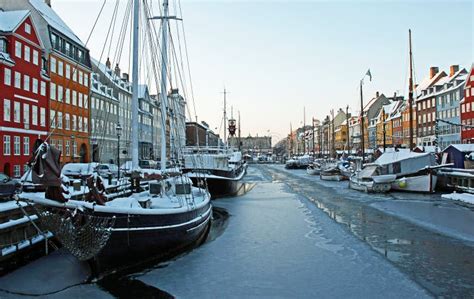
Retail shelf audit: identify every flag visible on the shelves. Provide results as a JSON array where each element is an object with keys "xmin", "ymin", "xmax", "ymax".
[{"xmin": 366, "ymin": 69, "xmax": 372, "ymax": 81}]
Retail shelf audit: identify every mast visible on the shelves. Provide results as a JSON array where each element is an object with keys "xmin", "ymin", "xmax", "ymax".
[
  {"xmin": 346, "ymin": 105, "xmax": 350, "ymax": 154},
  {"xmin": 131, "ymin": 0, "xmax": 140, "ymax": 169},
  {"xmin": 159, "ymin": 0, "xmax": 170, "ymax": 171},
  {"xmin": 360, "ymin": 81, "xmax": 365, "ymax": 163},
  {"xmin": 408, "ymin": 29, "xmax": 414, "ymax": 151},
  {"xmin": 223, "ymin": 88, "xmax": 227, "ymax": 148},
  {"xmin": 238, "ymin": 111, "xmax": 241, "ymax": 151},
  {"xmin": 312, "ymin": 118, "xmax": 315, "ymax": 157},
  {"xmin": 303, "ymin": 107, "xmax": 306, "ymax": 155}
]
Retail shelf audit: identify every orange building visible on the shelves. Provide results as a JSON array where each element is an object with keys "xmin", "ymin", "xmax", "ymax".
[{"xmin": 401, "ymin": 103, "xmax": 417, "ymax": 148}]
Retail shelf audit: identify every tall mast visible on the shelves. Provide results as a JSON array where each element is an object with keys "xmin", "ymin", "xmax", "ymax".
[
  {"xmin": 131, "ymin": 0, "xmax": 140, "ymax": 169},
  {"xmin": 223, "ymin": 88, "xmax": 227, "ymax": 148},
  {"xmin": 346, "ymin": 105, "xmax": 350, "ymax": 154},
  {"xmin": 238, "ymin": 111, "xmax": 241, "ymax": 151},
  {"xmin": 408, "ymin": 29, "xmax": 414, "ymax": 151},
  {"xmin": 303, "ymin": 107, "xmax": 306, "ymax": 155},
  {"xmin": 360, "ymin": 81, "xmax": 365, "ymax": 163},
  {"xmin": 158, "ymin": 0, "xmax": 170, "ymax": 171}
]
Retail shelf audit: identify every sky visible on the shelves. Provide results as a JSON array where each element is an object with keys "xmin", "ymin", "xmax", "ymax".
[{"xmin": 52, "ymin": 0, "xmax": 473, "ymax": 144}]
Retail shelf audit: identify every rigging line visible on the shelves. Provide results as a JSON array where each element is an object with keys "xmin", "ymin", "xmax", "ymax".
[
  {"xmin": 45, "ymin": 0, "xmax": 108, "ymax": 145},
  {"xmin": 106, "ymin": 0, "xmax": 120, "ymax": 60},
  {"xmin": 113, "ymin": 0, "xmax": 132, "ymax": 66},
  {"xmin": 99, "ymin": 0, "xmax": 119, "ymax": 64},
  {"xmin": 177, "ymin": 0, "xmax": 198, "ymax": 123}
]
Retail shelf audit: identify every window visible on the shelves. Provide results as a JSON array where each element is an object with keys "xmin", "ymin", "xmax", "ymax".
[
  {"xmin": 65, "ymin": 89, "xmax": 70, "ymax": 104},
  {"xmin": 72, "ymin": 115, "xmax": 77, "ymax": 131},
  {"xmin": 50, "ymin": 83, "xmax": 56, "ymax": 100},
  {"xmin": 91, "ymin": 97, "xmax": 95, "ymax": 109},
  {"xmin": 65, "ymin": 64, "xmax": 70, "ymax": 79},
  {"xmin": 23, "ymin": 75, "xmax": 30, "ymax": 91},
  {"xmin": 78, "ymin": 93, "xmax": 83, "ymax": 107},
  {"xmin": 3, "ymin": 99, "xmax": 10, "ymax": 121},
  {"xmin": 32, "ymin": 105, "xmax": 38, "ymax": 125},
  {"xmin": 462, "ymin": 104, "xmax": 466, "ymax": 113},
  {"xmin": 84, "ymin": 118, "xmax": 88, "ymax": 132},
  {"xmin": 468, "ymin": 104, "xmax": 471, "ymax": 113},
  {"xmin": 65, "ymin": 113, "xmax": 70, "ymax": 130},
  {"xmin": 4, "ymin": 68, "xmax": 11, "ymax": 86},
  {"xmin": 14, "ymin": 102, "xmax": 20, "ymax": 123},
  {"xmin": 72, "ymin": 91, "xmax": 77, "ymax": 106},
  {"xmin": 84, "ymin": 74, "xmax": 89, "ymax": 87},
  {"xmin": 78, "ymin": 116, "xmax": 83, "ymax": 131},
  {"xmin": 14, "ymin": 136, "xmax": 20, "ymax": 155},
  {"xmin": 24, "ymin": 45, "xmax": 30, "ymax": 62},
  {"xmin": 32, "ymin": 78, "xmax": 38, "ymax": 94},
  {"xmin": 23, "ymin": 103, "xmax": 29, "ymax": 124},
  {"xmin": 15, "ymin": 41, "xmax": 21, "ymax": 58},
  {"xmin": 50, "ymin": 110, "xmax": 56, "ymax": 128},
  {"xmin": 3, "ymin": 136, "xmax": 10, "ymax": 155},
  {"xmin": 84, "ymin": 95, "xmax": 88, "ymax": 109},
  {"xmin": 25, "ymin": 23, "xmax": 31, "ymax": 34},
  {"xmin": 57, "ymin": 111, "xmax": 63, "ymax": 129},
  {"xmin": 14, "ymin": 72, "xmax": 21, "ymax": 88},
  {"xmin": 58, "ymin": 60, "xmax": 63, "ymax": 76},
  {"xmin": 79, "ymin": 71, "xmax": 83, "ymax": 85},
  {"xmin": 40, "ymin": 107, "xmax": 46, "ymax": 126},
  {"xmin": 40, "ymin": 81, "xmax": 46, "ymax": 96},
  {"xmin": 50, "ymin": 57, "xmax": 57, "ymax": 73},
  {"xmin": 467, "ymin": 89, "xmax": 471, "ymax": 98},
  {"xmin": 23, "ymin": 137, "xmax": 29, "ymax": 155},
  {"xmin": 73, "ymin": 140, "xmax": 77, "ymax": 156},
  {"xmin": 65, "ymin": 140, "xmax": 70, "ymax": 156},
  {"xmin": 72, "ymin": 67, "xmax": 77, "ymax": 82},
  {"xmin": 57, "ymin": 139, "xmax": 63, "ymax": 153},
  {"xmin": 13, "ymin": 165, "xmax": 20, "ymax": 178},
  {"xmin": 57, "ymin": 85, "xmax": 63, "ymax": 102},
  {"xmin": 32, "ymin": 50, "xmax": 39, "ymax": 65}
]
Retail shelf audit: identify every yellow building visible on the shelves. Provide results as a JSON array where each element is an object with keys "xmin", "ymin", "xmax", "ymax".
[{"xmin": 334, "ymin": 121, "xmax": 348, "ymax": 151}]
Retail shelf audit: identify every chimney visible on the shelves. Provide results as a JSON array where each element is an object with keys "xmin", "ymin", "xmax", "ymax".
[
  {"xmin": 114, "ymin": 63, "xmax": 121, "ymax": 76},
  {"xmin": 376, "ymin": 91, "xmax": 380, "ymax": 98},
  {"xmin": 44, "ymin": 0, "xmax": 51, "ymax": 7},
  {"xmin": 105, "ymin": 57, "xmax": 111, "ymax": 69},
  {"xmin": 429, "ymin": 66, "xmax": 439, "ymax": 79},
  {"xmin": 122, "ymin": 72, "xmax": 129, "ymax": 82},
  {"xmin": 450, "ymin": 65, "xmax": 459, "ymax": 76}
]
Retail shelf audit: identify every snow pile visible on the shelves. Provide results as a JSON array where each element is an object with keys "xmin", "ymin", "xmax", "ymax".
[{"xmin": 442, "ymin": 192, "xmax": 474, "ymax": 205}]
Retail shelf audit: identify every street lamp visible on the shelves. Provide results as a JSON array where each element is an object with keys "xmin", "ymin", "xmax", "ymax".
[
  {"xmin": 116, "ymin": 123, "xmax": 122, "ymax": 179},
  {"xmin": 71, "ymin": 135, "xmax": 75, "ymax": 163}
]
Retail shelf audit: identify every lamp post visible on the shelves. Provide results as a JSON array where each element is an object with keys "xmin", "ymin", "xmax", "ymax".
[
  {"xmin": 116, "ymin": 123, "xmax": 122, "ymax": 179},
  {"xmin": 71, "ymin": 135, "xmax": 75, "ymax": 163}
]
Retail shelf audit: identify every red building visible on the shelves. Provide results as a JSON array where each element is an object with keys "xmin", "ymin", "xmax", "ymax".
[
  {"xmin": 461, "ymin": 64, "xmax": 474, "ymax": 143},
  {"xmin": 0, "ymin": 10, "xmax": 49, "ymax": 177}
]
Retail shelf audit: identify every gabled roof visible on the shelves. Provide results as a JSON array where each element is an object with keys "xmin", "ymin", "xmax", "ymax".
[
  {"xmin": 29, "ymin": 0, "xmax": 85, "ymax": 47},
  {"xmin": 444, "ymin": 144, "xmax": 474, "ymax": 153},
  {"xmin": 0, "ymin": 10, "xmax": 30, "ymax": 32},
  {"xmin": 466, "ymin": 64, "xmax": 474, "ymax": 89},
  {"xmin": 415, "ymin": 71, "xmax": 447, "ymax": 98}
]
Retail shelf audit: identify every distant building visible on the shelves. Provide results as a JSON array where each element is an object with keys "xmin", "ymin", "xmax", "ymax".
[
  {"xmin": 435, "ymin": 65, "xmax": 467, "ymax": 148},
  {"xmin": 461, "ymin": 64, "xmax": 474, "ymax": 143},
  {"xmin": 416, "ymin": 67, "xmax": 447, "ymax": 146},
  {"xmin": 138, "ymin": 85, "xmax": 153, "ymax": 160},
  {"xmin": 229, "ymin": 135, "xmax": 272, "ymax": 155},
  {"xmin": 0, "ymin": 10, "xmax": 50, "ymax": 177},
  {"xmin": 185, "ymin": 122, "xmax": 219, "ymax": 147}
]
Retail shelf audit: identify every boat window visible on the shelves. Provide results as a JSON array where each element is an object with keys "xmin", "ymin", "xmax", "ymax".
[
  {"xmin": 392, "ymin": 162, "xmax": 401, "ymax": 174},
  {"xmin": 175, "ymin": 183, "xmax": 191, "ymax": 195}
]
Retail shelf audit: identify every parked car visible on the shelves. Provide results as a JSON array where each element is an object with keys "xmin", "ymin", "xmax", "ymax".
[
  {"xmin": 0, "ymin": 173, "xmax": 21, "ymax": 200},
  {"xmin": 95, "ymin": 164, "xmax": 119, "ymax": 178},
  {"xmin": 61, "ymin": 163, "xmax": 99, "ymax": 180},
  {"xmin": 139, "ymin": 160, "xmax": 158, "ymax": 169}
]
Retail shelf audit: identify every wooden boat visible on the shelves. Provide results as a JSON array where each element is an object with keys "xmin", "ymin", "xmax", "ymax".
[{"xmin": 349, "ymin": 164, "xmax": 396, "ymax": 193}]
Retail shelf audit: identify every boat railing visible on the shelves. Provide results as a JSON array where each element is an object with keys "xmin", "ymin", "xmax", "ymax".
[{"xmin": 183, "ymin": 146, "xmax": 237, "ymax": 155}]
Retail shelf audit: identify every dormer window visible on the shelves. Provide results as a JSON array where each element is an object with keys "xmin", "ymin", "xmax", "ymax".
[
  {"xmin": 0, "ymin": 38, "xmax": 7, "ymax": 53},
  {"xmin": 25, "ymin": 23, "xmax": 31, "ymax": 34}
]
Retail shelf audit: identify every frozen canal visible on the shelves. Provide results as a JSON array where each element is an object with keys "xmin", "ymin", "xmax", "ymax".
[{"xmin": 1, "ymin": 164, "xmax": 473, "ymax": 298}]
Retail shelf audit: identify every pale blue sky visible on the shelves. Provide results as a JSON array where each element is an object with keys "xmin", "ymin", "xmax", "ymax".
[{"xmin": 53, "ymin": 0, "xmax": 473, "ymax": 143}]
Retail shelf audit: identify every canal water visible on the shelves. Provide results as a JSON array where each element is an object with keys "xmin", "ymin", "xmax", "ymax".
[{"xmin": 263, "ymin": 165, "xmax": 474, "ymax": 298}]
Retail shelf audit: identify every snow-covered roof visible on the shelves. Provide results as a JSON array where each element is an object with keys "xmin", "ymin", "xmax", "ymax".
[
  {"xmin": 91, "ymin": 57, "xmax": 132, "ymax": 93},
  {"xmin": 29, "ymin": 0, "xmax": 85, "ymax": 47},
  {"xmin": 444, "ymin": 144, "xmax": 474, "ymax": 153},
  {"xmin": 0, "ymin": 52, "xmax": 15, "ymax": 65},
  {"xmin": 0, "ymin": 10, "xmax": 29, "ymax": 32},
  {"xmin": 415, "ymin": 71, "xmax": 447, "ymax": 98},
  {"xmin": 375, "ymin": 151, "xmax": 431, "ymax": 165},
  {"xmin": 138, "ymin": 84, "xmax": 149, "ymax": 99}
]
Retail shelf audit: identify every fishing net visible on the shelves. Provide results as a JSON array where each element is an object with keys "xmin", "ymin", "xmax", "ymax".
[{"xmin": 36, "ymin": 207, "xmax": 115, "ymax": 261}]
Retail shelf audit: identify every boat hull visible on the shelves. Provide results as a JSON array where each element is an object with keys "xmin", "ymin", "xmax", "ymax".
[
  {"xmin": 349, "ymin": 178, "xmax": 391, "ymax": 193},
  {"xmin": 306, "ymin": 168, "xmax": 320, "ymax": 175},
  {"xmin": 91, "ymin": 202, "xmax": 212, "ymax": 274},
  {"xmin": 391, "ymin": 173, "xmax": 437, "ymax": 193},
  {"xmin": 190, "ymin": 177, "xmax": 240, "ymax": 199},
  {"xmin": 320, "ymin": 174, "xmax": 346, "ymax": 181}
]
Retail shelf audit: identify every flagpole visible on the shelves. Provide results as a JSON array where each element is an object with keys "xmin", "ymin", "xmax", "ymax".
[{"xmin": 360, "ymin": 69, "xmax": 372, "ymax": 164}]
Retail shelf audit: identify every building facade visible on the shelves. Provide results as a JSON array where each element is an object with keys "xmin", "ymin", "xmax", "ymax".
[
  {"xmin": 460, "ymin": 65, "xmax": 474, "ymax": 143},
  {"xmin": 0, "ymin": 10, "xmax": 49, "ymax": 177}
]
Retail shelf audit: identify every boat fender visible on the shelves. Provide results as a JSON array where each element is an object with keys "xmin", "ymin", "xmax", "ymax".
[{"xmin": 398, "ymin": 179, "xmax": 407, "ymax": 188}]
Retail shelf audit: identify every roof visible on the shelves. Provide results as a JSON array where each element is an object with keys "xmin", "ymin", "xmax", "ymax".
[
  {"xmin": 0, "ymin": 10, "xmax": 29, "ymax": 32},
  {"xmin": 375, "ymin": 151, "xmax": 431, "ymax": 165},
  {"xmin": 138, "ymin": 84, "xmax": 149, "ymax": 99},
  {"xmin": 415, "ymin": 71, "xmax": 447, "ymax": 98},
  {"xmin": 444, "ymin": 144, "xmax": 474, "ymax": 153},
  {"xmin": 29, "ymin": 0, "xmax": 85, "ymax": 47},
  {"xmin": 91, "ymin": 57, "xmax": 132, "ymax": 93}
]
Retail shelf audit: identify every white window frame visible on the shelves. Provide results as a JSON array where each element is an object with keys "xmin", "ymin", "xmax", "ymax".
[
  {"xmin": 32, "ymin": 50, "xmax": 39, "ymax": 65},
  {"xmin": 15, "ymin": 41, "xmax": 22, "ymax": 58},
  {"xmin": 4, "ymin": 68, "xmax": 11, "ymax": 86},
  {"xmin": 14, "ymin": 72, "xmax": 21, "ymax": 88},
  {"xmin": 23, "ymin": 136, "xmax": 29, "ymax": 155},
  {"xmin": 3, "ymin": 99, "xmax": 11, "ymax": 122},
  {"xmin": 57, "ymin": 85, "xmax": 63, "ymax": 102},
  {"xmin": 40, "ymin": 107, "xmax": 46, "ymax": 127},
  {"xmin": 32, "ymin": 78, "xmax": 38, "ymax": 94},
  {"xmin": 25, "ymin": 23, "xmax": 31, "ymax": 34},
  {"xmin": 40, "ymin": 81, "xmax": 46, "ymax": 96},
  {"xmin": 3, "ymin": 136, "xmax": 10, "ymax": 155},
  {"xmin": 13, "ymin": 101, "xmax": 20, "ymax": 123},
  {"xmin": 24, "ymin": 45, "xmax": 30, "ymax": 62},
  {"xmin": 58, "ymin": 60, "xmax": 63, "ymax": 77},
  {"xmin": 23, "ymin": 75, "xmax": 30, "ymax": 91},
  {"xmin": 32, "ymin": 105, "xmax": 38, "ymax": 125},
  {"xmin": 50, "ymin": 83, "xmax": 56, "ymax": 100},
  {"xmin": 13, "ymin": 136, "xmax": 20, "ymax": 156},
  {"xmin": 23, "ymin": 103, "xmax": 29, "ymax": 124},
  {"xmin": 50, "ymin": 57, "xmax": 57, "ymax": 73}
]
